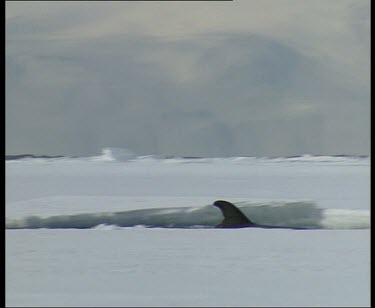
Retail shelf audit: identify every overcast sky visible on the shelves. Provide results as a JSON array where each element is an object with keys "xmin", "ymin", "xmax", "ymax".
[{"xmin": 6, "ymin": 0, "xmax": 370, "ymax": 157}]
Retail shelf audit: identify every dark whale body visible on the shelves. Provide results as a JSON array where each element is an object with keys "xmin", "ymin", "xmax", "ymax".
[{"xmin": 213, "ymin": 200, "xmax": 313, "ymax": 229}]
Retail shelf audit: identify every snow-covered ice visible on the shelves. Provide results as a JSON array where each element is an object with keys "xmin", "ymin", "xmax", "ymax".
[{"xmin": 6, "ymin": 151, "xmax": 370, "ymax": 306}]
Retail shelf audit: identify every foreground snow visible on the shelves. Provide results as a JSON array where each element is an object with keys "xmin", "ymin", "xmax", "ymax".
[{"xmin": 6, "ymin": 228, "xmax": 369, "ymax": 307}]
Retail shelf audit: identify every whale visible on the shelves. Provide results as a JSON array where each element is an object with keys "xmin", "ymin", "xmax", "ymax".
[{"xmin": 213, "ymin": 200, "xmax": 313, "ymax": 229}]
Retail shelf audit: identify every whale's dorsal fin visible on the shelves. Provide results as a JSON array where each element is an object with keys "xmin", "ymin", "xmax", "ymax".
[{"xmin": 213, "ymin": 200, "xmax": 256, "ymax": 228}]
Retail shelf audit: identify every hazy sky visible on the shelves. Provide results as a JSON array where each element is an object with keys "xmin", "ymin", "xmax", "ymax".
[{"xmin": 6, "ymin": 0, "xmax": 370, "ymax": 157}]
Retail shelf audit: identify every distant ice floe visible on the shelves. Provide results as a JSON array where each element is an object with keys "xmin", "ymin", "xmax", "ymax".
[{"xmin": 6, "ymin": 148, "xmax": 369, "ymax": 166}]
